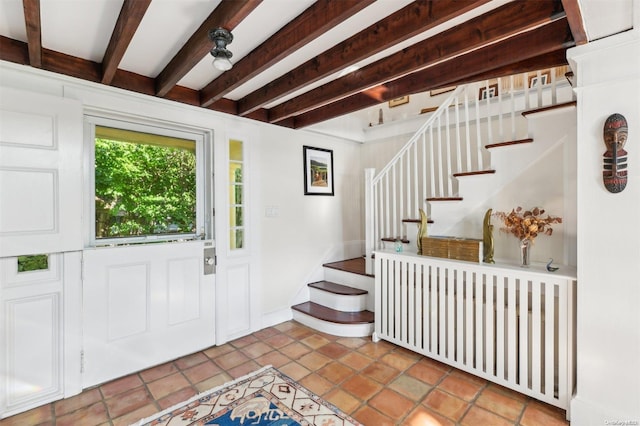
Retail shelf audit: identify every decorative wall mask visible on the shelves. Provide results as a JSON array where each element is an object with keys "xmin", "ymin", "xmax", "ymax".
[{"xmin": 602, "ymin": 113, "xmax": 628, "ymax": 193}]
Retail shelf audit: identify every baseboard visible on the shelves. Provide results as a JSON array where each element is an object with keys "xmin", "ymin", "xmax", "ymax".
[
  {"xmin": 261, "ymin": 307, "xmax": 293, "ymax": 330},
  {"xmin": 571, "ymin": 395, "xmax": 640, "ymax": 426}
]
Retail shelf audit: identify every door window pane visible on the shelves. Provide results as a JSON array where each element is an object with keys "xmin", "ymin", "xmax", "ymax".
[
  {"xmin": 229, "ymin": 139, "xmax": 244, "ymax": 250},
  {"xmin": 17, "ymin": 254, "xmax": 48, "ymax": 272},
  {"xmin": 94, "ymin": 125, "xmax": 197, "ymax": 241}
]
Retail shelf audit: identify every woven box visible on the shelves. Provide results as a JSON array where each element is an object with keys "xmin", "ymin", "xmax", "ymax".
[{"xmin": 420, "ymin": 236, "xmax": 482, "ymax": 263}]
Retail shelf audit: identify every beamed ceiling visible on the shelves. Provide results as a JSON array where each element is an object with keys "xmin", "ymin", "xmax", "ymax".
[{"xmin": 0, "ymin": 0, "xmax": 588, "ymax": 129}]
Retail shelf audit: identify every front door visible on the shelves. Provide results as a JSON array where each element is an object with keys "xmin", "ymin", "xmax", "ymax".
[
  {"xmin": 82, "ymin": 240, "xmax": 215, "ymax": 387},
  {"xmin": 81, "ymin": 115, "xmax": 216, "ymax": 388}
]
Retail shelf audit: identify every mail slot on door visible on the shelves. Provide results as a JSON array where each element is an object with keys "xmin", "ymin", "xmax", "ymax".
[{"xmin": 204, "ymin": 247, "xmax": 216, "ymax": 275}]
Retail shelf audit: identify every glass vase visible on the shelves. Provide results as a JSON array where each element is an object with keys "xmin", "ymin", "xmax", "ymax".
[{"xmin": 519, "ymin": 238, "xmax": 531, "ymax": 267}]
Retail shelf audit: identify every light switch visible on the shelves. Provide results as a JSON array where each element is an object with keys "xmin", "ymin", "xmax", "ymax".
[{"xmin": 265, "ymin": 206, "xmax": 279, "ymax": 217}]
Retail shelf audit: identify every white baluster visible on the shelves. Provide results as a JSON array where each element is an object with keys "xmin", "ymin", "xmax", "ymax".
[
  {"xmin": 454, "ymin": 98, "xmax": 462, "ymax": 173},
  {"xmin": 464, "ymin": 88, "xmax": 472, "ymax": 171},
  {"xmin": 445, "ymin": 106, "xmax": 453, "ymax": 195}
]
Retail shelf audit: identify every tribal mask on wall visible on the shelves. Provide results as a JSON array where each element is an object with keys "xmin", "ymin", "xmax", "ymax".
[{"xmin": 602, "ymin": 113, "xmax": 628, "ymax": 193}]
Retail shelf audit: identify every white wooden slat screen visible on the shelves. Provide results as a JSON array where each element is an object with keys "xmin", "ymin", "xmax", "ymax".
[{"xmin": 374, "ymin": 251, "xmax": 576, "ymax": 418}]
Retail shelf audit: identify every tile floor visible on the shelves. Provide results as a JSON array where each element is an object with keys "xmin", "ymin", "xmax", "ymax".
[{"xmin": 0, "ymin": 321, "xmax": 569, "ymax": 426}]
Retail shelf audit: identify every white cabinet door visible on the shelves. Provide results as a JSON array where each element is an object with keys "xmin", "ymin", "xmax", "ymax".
[
  {"xmin": 82, "ymin": 240, "xmax": 215, "ymax": 388},
  {"xmin": 0, "ymin": 87, "xmax": 83, "ymax": 257}
]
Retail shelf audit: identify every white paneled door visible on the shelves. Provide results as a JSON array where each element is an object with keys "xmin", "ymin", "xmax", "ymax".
[
  {"xmin": 82, "ymin": 240, "xmax": 216, "ymax": 388},
  {"xmin": 0, "ymin": 87, "xmax": 83, "ymax": 257},
  {"xmin": 0, "ymin": 87, "xmax": 84, "ymax": 417}
]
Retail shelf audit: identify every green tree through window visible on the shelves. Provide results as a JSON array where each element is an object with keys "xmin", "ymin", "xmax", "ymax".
[{"xmin": 94, "ymin": 127, "xmax": 197, "ymax": 239}]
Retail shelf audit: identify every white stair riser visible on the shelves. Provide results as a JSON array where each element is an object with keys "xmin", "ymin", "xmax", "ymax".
[
  {"xmin": 309, "ymin": 288, "xmax": 366, "ymax": 312},
  {"xmin": 323, "ymin": 268, "xmax": 375, "ymax": 311},
  {"xmin": 292, "ymin": 311, "xmax": 374, "ymax": 338}
]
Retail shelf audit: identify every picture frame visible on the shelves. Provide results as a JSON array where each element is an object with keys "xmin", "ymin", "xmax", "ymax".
[
  {"xmin": 388, "ymin": 95, "xmax": 409, "ymax": 108},
  {"xmin": 528, "ymin": 70, "xmax": 552, "ymax": 88},
  {"xmin": 478, "ymin": 83, "xmax": 499, "ymax": 100},
  {"xmin": 303, "ymin": 145, "xmax": 334, "ymax": 196},
  {"xmin": 430, "ymin": 86, "xmax": 456, "ymax": 97}
]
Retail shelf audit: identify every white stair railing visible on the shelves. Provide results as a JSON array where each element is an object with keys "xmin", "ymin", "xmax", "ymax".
[{"xmin": 364, "ymin": 67, "xmax": 573, "ymax": 268}]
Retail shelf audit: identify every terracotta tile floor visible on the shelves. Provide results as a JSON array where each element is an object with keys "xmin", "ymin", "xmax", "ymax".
[{"xmin": 0, "ymin": 321, "xmax": 569, "ymax": 426}]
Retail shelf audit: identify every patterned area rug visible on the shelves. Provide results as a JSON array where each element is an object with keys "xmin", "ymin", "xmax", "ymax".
[{"xmin": 132, "ymin": 365, "xmax": 362, "ymax": 426}]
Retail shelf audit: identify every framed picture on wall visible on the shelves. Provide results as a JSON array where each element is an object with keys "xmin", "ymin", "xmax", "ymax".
[
  {"xmin": 303, "ymin": 145, "xmax": 334, "ymax": 196},
  {"xmin": 478, "ymin": 83, "xmax": 499, "ymax": 100},
  {"xmin": 528, "ymin": 70, "xmax": 552, "ymax": 88},
  {"xmin": 388, "ymin": 96, "xmax": 409, "ymax": 108}
]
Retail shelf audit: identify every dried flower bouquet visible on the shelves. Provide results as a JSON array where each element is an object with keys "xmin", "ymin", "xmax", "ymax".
[{"xmin": 494, "ymin": 207, "xmax": 562, "ymax": 243}]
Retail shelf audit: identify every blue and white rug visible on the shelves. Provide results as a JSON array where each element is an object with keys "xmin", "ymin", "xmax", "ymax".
[{"xmin": 133, "ymin": 365, "xmax": 362, "ymax": 426}]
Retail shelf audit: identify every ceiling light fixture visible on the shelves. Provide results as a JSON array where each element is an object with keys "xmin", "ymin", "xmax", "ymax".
[{"xmin": 209, "ymin": 27, "xmax": 233, "ymax": 71}]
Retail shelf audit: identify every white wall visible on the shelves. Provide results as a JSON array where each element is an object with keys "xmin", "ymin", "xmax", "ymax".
[
  {"xmin": 256, "ymin": 126, "xmax": 363, "ymax": 322},
  {"xmin": 568, "ymin": 28, "xmax": 640, "ymax": 423}
]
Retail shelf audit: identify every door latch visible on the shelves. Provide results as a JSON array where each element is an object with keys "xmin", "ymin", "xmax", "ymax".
[{"xmin": 204, "ymin": 247, "xmax": 216, "ymax": 275}]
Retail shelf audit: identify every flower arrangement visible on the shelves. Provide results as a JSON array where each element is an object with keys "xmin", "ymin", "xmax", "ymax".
[{"xmin": 493, "ymin": 207, "xmax": 562, "ymax": 243}]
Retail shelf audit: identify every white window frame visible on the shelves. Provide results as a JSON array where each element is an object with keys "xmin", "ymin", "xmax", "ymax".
[{"xmin": 84, "ymin": 115, "xmax": 210, "ymax": 247}]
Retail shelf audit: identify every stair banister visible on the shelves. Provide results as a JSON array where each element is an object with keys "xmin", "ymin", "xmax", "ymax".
[
  {"xmin": 371, "ymin": 87, "xmax": 465, "ymax": 184},
  {"xmin": 364, "ymin": 67, "xmax": 572, "ymax": 271},
  {"xmin": 365, "ymin": 87, "xmax": 465, "ymax": 271}
]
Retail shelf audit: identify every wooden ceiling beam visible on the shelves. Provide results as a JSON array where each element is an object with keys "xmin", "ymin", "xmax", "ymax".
[
  {"xmin": 233, "ymin": 0, "xmax": 491, "ymax": 115},
  {"xmin": 101, "ymin": 0, "xmax": 152, "ymax": 85},
  {"xmin": 199, "ymin": 0, "xmax": 375, "ymax": 108},
  {"xmin": 0, "ymin": 36, "xmax": 243, "ymax": 116},
  {"xmin": 0, "ymin": 35, "xmax": 29, "ymax": 65},
  {"xmin": 155, "ymin": 0, "xmax": 262, "ymax": 98},
  {"xmin": 22, "ymin": 0, "xmax": 42, "ymax": 68},
  {"xmin": 293, "ymin": 49, "xmax": 570, "ymax": 129},
  {"xmin": 292, "ymin": 19, "xmax": 574, "ymax": 128},
  {"xmin": 560, "ymin": 0, "xmax": 588, "ymax": 45},
  {"xmin": 444, "ymin": 50, "xmax": 569, "ymax": 86},
  {"xmin": 268, "ymin": 0, "xmax": 565, "ymax": 124},
  {"xmin": 41, "ymin": 48, "xmax": 102, "ymax": 83}
]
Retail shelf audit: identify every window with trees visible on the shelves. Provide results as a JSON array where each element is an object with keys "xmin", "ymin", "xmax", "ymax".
[{"xmin": 87, "ymin": 118, "xmax": 208, "ymax": 245}]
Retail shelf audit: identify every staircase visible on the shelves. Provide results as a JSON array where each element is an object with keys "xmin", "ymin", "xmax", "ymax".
[
  {"xmin": 291, "ymin": 258, "xmax": 374, "ymax": 337},
  {"xmin": 293, "ymin": 66, "xmax": 575, "ymax": 336},
  {"xmin": 365, "ymin": 66, "xmax": 576, "ymax": 262}
]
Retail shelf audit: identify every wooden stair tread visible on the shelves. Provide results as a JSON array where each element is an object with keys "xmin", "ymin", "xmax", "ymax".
[
  {"xmin": 486, "ymin": 138, "xmax": 533, "ymax": 149},
  {"xmin": 453, "ymin": 169, "xmax": 496, "ymax": 177},
  {"xmin": 427, "ymin": 197, "xmax": 463, "ymax": 201},
  {"xmin": 402, "ymin": 218, "xmax": 434, "ymax": 224},
  {"xmin": 381, "ymin": 237, "xmax": 409, "ymax": 243},
  {"xmin": 308, "ymin": 280, "xmax": 367, "ymax": 296},
  {"xmin": 521, "ymin": 100, "xmax": 577, "ymax": 117},
  {"xmin": 292, "ymin": 302, "xmax": 374, "ymax": 324},
  {"xmin": 323, "ymin": 258, "xmax": 372, "ymax": 277}
]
